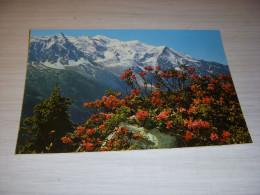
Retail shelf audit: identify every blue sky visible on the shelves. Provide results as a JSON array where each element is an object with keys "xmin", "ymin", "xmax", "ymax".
[{"xmin": 31, "ymin": 29, "xmax": 228, "ymax": 65}]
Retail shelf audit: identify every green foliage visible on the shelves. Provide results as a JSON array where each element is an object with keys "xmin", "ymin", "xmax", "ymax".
[{"xmin": 17, "ymin": 84, "xmax": 75, "ymax": 154}]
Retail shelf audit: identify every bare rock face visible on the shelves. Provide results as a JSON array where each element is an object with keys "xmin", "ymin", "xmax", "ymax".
[{"xmin": 119, "ymin": 122, "xmax": 177, "ymax": 149}]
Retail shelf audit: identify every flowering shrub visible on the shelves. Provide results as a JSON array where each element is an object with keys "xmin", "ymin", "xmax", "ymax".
[{"xmin": 61, "ymin": 65, "xmax": 252, "ymax": 151}]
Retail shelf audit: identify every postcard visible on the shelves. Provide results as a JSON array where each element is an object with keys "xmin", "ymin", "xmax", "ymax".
[{"xmin": 16, "ymin": 29, "xmax": 252, "ymax": 154}]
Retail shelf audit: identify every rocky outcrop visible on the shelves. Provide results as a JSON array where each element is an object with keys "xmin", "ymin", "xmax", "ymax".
[{"xmin": 118, "ymin": 123, "xmax": 177, "ymax": 149}]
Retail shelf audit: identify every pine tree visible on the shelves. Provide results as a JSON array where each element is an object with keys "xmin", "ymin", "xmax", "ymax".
[{"xmin": 17, "ymin": 84, "xmax": 75, "ymax": 153}]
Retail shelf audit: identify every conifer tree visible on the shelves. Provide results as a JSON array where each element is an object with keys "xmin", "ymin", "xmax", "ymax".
[{"xmin": 17, "ymin": 84, "xmax": 74, "ymax": 153}]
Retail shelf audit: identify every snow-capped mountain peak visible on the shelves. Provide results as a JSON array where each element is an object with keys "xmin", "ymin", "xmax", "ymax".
[{"xmin": 29, "ymin": 33, "xmax": 230, "ymax": 76}]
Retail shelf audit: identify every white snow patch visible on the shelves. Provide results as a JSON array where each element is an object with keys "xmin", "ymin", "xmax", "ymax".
[{"xmin": 42, "ymin": 57, "xmax": 89, "ymax": 69}]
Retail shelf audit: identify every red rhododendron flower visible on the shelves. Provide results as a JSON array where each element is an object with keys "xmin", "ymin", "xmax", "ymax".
[
  {"xmin": 208, "ymin": 84, "xmax": 214, "ymax": 90},
  {"xmin": 77, "ymin": 126, "xmax": 85, "ymax": 136},
  {"xmin": 102, "ymin": 95, "xmax": 125, "ymax": 110},
  {"xmin": 161, "ymin": 72, "xmax": 171, "ymax": 78},
  {"xmin": 197, "ymin": 91, "xmax": 205, "ymax": 97},
  {"xmin": 202, "ymin": 96, "xmax": 211, "ymax": 104},
  {"xmin": 156, "ymin": 110, "xmax": 170, "ymax": 120},
  {"xmin": 210, "ymin": 133, "xmax": 219, "ymax": 141},
  {"xmin": 131, "ymin": 75, "xmax": 136, "ymax": 80},
  {"xmin": 185, "ymin": 131, "xmax": 193, "ymax": 142},
  {"xmin": 136, "ymin": 111, "xmax": 148, "ymax": 120},
  {"xmin": 188, "ymin": 67, "xmax": 195, "ymax": 73},
  {"xmin": 154, "ymin": 84, "xmax": 161, "ymax": 88},
  {"xmin": 187, "ymin": 106, "xmax": 198, "ymax": 115},
  {"xmin": 179, "ymin": 107, "xmax": 186, "ymax": 113},
  {"xmin": 165, "ymin": 120, "xmax": 173, "ymax": 129},
  {"xmin": 100, "ymin": 147, "xmax": 107, "ymax": 151},
  {"xmin": 156, "ymin": 66, "xmax": 162, "ymax": 71},
  {"xmin": 223, "ymin": 130, "xmax": 230, "ymax": 139},
  {"xmin": 194, "ymin": 99, "xmax": 199, "ymax": 104},
  {"xmin": 61, "ymin": 135, "xmax": 74, "ymax": 144},
  {"xmin": 120, "ymin": 70, "xmax": 133, "ymax": 80},
  {"xmin": 185, "ymin": 119, "xmax": 210, "ymax": 130},
  {"xmin": 152, "ymin": 91, "xmax": 160, "ymax": 96},
  {"xmin": 177, "ymin": 72, "xmax": 185, "ymax": 78},
  {"xmin": 222, "ymin": 83, "xmax": 232, "ymax": 92},
  {"xmin": 226, "ymin": 73, "xmax": 231, "ymax": 79},
  {"xmin": 190, "ymin": 73, "xmax": 199, "ymax": 79},
  {"xmin": 82, "ymin": 141, "xmax": 94, "ymax": 151},
  {"xmin": 86, "ymin": 128, "xmax": 96, "ymax": 135},
  {"xmin": 144, "ymin": 66, "xmax": 154, "ymax": 71},
  {"xmin": 123, "ymin": 127, "xmax": 128, "ymax": 134},
  {"xmin": 115, "ymin": 127, "xmax": 128, "ymax": 134},
  {"xmin": 220, "ymin": 97, "xmax": 224, "ymax": 104},
  {"xmin": 218, "ymin": 73, "xmax": 224, "ymax": 79},
  {"xmin": 131, "ymin": 89, "xmax": 141, "ymax": 96},
  {"xmin": 115, "ymin": 127, "xmax": 122, "ymax": 134},
  {"xmin": 99, "ymin": 124, "xmax": 105, "ymax": 130},
  {"xmin": 151, "ymin": 96, "xmax": 163, "ymax": 107},
  {"xmin": 210, "ymin": 78, "xmax": 220, "ymax": 84},
  {"xmin": 191, "ymin": 85, "xmax": 196, "ymax": 92},
  {"xmin": 139, "ymin": 72, "xmax": 147, "ymax": 77},
  {"xmin": 106, "ymin": 114, "xmax": 112, "ymax": 119}
]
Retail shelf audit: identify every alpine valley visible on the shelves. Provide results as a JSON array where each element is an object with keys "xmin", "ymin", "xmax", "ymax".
[{"xmin": 22, "ymin": 33, "xmax": 230, "ymax": 122}]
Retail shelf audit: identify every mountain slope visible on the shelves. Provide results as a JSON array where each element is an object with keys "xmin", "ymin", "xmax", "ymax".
[
  {"xmin": 66, "ymin": 34, "xmax": 230, "ymax": 76},
  {"xmin": 21, "ymin": 64, "xmax": 120, "ymax": 123},
  {"xmin": 29, "ymin": 33, "xmax": 87, "ymax": 69},
  {"xmin": 23, "ymin": 33, "xmax": 230, "ymax": 122}
]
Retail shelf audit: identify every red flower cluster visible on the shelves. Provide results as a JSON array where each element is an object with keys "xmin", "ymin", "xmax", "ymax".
[
  {"xmin": 82, "ymin": 140, "xmax": 94, "ymax": 151},
  {"xmin": 61, "ymin": 135, "xmax": 74, "ymax": 144},
  {"xmin": 83, "ymin": 99, "xmax": 102, "ymax": 109},
  {"xmin": 177, "ymin": 107, "xmax": 186, "ymax": 113},
  {"xmin": 106, "ymin": 114, "xmax": 112, "ymax": 119},
  {"xmin": 151, "ymin": 91, "xmax": 163, "ymax": 107},
  {"xmin": 185, "ymin": 119, "xmax": 210, "ymax": 130},
  {"xmin": 193, "ymin": 99, "xmax": 199, "ymax": 104},
  {"xmin": 120, "ymin": 69, "xmax": 133, "ymax": 80},
  {"xmin": 77, "ymin": 126, "xmax": 85, "ymax": 136},
  {"xmin": 99, "ymin": 121, "xmax": 106, "ymax": 130},
  {"xmin": 223, "ymin": 130, "xmax": 230, "ymax": 139},
  {"xmin": 221, "ymin": 83, "xmax": 232, "ymax": 93},
  {"xmin": 187, "ymin": 106, "xmax": 198, "ymax": 115},
  {"xmin": 154, "ymin": 84, "xmax": 161, "ymax": 88},
  {"xmin": 210, "ymin": 133, "xmax": 219, "ymax": 141},
  {"xmin": 136, "ymin": 111, "xmax": 148, "ymax": 120},
  {"xmin": 156, "ymin": 110, "xmax": 170, "ymax": 120},
  {"xmin": 86, "ymin": 128, "xmax": 96, "ymax": 135},
  {"xmin": 131, "ymin": 89, "xmax": 141, "ymax": 96},
  {"xmin": 156, "ymin": 66, "xmax": 162, "ymax": 71},
  {"xmin": 144, "ymin": 66, "xmax": 154, "ymax": 71},
  {"xmin": 185, "ymin": 131, "xmax": 193, "ymax": 142},
  {"xmin": 131, "ymin": 75, "xmax": 136, "ymax": 80},
  {"xmin": 208, "ymin": 84, "xmax": 214, "ymax": 90},
  {"xmin": 115, "ymin": 127, "xmax": 128, "ymax": 135},
  {"xmin": 188, "ymin": 67, "xmax": 195, "ymax": 73},
  {"xmin": 90, "ymin": 113, "xmax": 106, "ymax": 121},
  {"xmin": 139, "ymin": 72, "xmax": 147, "ymax": 77},
  {"xmin": 160, "ymin": 72, "xmax": 171, "ymax": 78},
  {"xmin": 165, "ymin": 120, "xmax": 173, "ymax": 129},
  {"xmin": 102, "ymin": 95, "xmax": 125, "ymax": 110},
  {"xmin": 61, "ymin": 64, "xmax": 249, "ymax": 152},
  {"xmin": 202, "ymin": 96, "xmax": 211, "ymax": 104}
]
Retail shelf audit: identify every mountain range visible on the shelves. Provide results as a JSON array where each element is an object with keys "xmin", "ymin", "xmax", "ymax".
[{"xmin": 22, "ymin": 33, "xmax": 230, "ymax": 122}]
